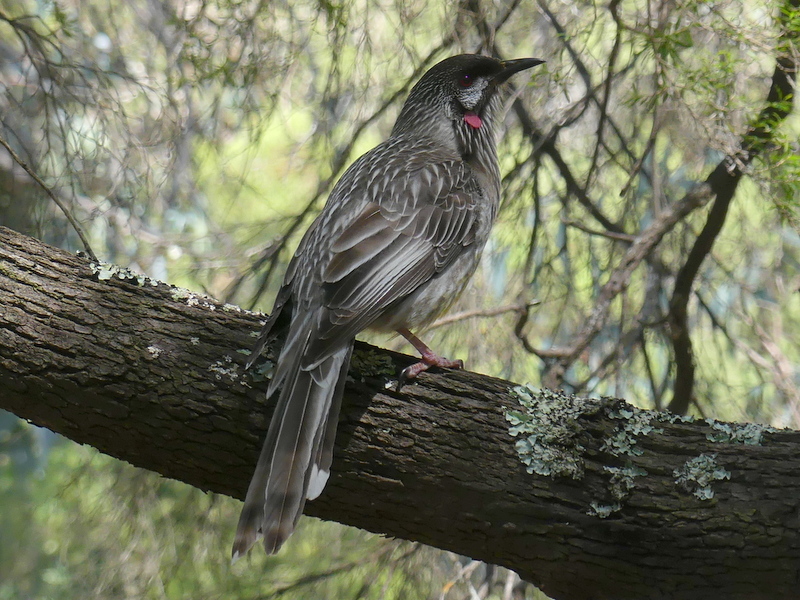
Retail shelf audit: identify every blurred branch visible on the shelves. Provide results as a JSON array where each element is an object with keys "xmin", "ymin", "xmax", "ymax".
[
  {"xmin": 585, "ymin": 0, "xmax": 625, "ymax": 189},
  {"xmin": 667, "ymin": 0, "xmax": 799, "ymax": 414},
  {"xmin": 562, "ymin": 218, "xmax": 635, "ymax": 242},
  {"xmin": 541, "ymin": 182, "xmax": 714, "ymax": 384},
  {"xmin": 468, "ymin": 1, "xmax": 632, "ymax": 236},
  {"xmin": 535, "ymin": 0, "xmax": 641, "ymax": 170},
  {"xmin": 427, "ymin": 300, "xmax": 540, "ymax": 330},
  {"xmin": 536, "ymin": 0, "xmax": 799, "ymax": 394},
  {"xmin": 0, "ymin": 133, "xmax": 97, "ymax": 261},
  {"xmin": 512, "ymin": 102, "xmax": 623, "ymax": 235}
]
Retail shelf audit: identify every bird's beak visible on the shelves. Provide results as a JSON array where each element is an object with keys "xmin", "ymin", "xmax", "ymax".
[{"xmin": 494, "ymin": 58, "xmax": 545, "ymax": 84}]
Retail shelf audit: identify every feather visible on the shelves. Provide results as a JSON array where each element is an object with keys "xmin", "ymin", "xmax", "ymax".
[{"xmin": 232, "ymin": 318, "xmax": 352, "ymax": 558}]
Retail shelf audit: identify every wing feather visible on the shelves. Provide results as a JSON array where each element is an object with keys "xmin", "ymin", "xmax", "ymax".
[{"xmin": 306, "ymin": 197, "xmax": 480, "ymax": 366}]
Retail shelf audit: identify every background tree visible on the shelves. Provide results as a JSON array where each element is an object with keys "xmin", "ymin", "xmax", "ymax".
[{"xmin": 0, "ymin": 0, "xmax": 798, "ymax": 597}]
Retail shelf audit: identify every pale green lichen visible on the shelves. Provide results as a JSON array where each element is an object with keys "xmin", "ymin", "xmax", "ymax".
[
  {"xmin": 588, "ymin": 502, "xmax": 621, "ymax": 518},
  {"xmin": 705, "ymin": 420, "xmax": 775, "ymax": 445},
  {"xmin": 587, "ymin": 463, "xmax": 648, "ymax": 518},
  {"xmin": 601, "ymin": 404, "xmax": 663, "ymax": 457},
  {"xmin": 169, "ymin": 286, "xmax": 219, "ymax": 310},
  {"xmin": 674, "ymin": 453, "xmax": 730, "ymax": 500},
  {"xmin": 606, "ymin": 463, "xmax": 649, "ymax": 501},
  {"xmin": 209, "ymin": 355, "xmax": 243, "ymax": 383},
  {"xmin": 92, "ymin": 263, "xmax": 117, "ymax": 281},
  {"xmin": 661, "ymin": 412, "xmax": 697, "ymax": 424},
  {"xmin": 170, "ymin": 287, "xmax": 192, "ymax": 301},
  {"xmin": 506, "ymin": 385, "xmax": 603, "ymax": 479},
  {"xmin": 90, "ymin": 263, "xmax": 259, "ymax": 321},
  {"xmin": 91, "ymin": 262, "xmax": 158, "ymax": 286},
  {"xmin": 248, "ymin": 359, "xmax": 274, "ymax": 383}
]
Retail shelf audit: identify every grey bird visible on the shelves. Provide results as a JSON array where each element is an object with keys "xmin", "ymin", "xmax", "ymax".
[{"xmin": 232, "ymin": 54, "xmax": 544, "ymax": 559}]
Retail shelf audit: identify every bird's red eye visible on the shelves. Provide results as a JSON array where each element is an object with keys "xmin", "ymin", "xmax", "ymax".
[{"xmin": 458, "ymin": 74, "xmax": 474, "ymax": 88}]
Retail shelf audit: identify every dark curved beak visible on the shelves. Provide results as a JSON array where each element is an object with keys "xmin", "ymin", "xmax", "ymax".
[{"xmin": 495, "ymin": 58, "xmax": 545, "ymax": 84}]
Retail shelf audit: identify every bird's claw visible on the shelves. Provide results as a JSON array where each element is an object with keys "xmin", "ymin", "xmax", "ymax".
[{"xmin": 396, "ymin": 354, "xmax": 464, "ymax": 391}]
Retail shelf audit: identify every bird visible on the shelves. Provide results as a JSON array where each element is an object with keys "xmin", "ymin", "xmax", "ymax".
[{"xmin": 232, "ymin": 53, "xmax": 544, "ymax": 560}]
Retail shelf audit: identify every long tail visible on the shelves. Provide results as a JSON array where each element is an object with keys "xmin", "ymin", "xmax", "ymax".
[{"xmin": 232, "ymin": 335, "xmax": 352, "ymax": 559}]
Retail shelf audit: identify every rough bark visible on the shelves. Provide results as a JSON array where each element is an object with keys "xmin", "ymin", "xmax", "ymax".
[{"xmin": 1, "ymin": 225, "xmax": 798, "ymax": 600}]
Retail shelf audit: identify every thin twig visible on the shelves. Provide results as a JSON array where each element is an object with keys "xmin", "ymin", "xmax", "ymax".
[
  {"xmin": 0, "ymin": 134, "xmax": 97, "ymax": 262},
  {"xmin": 562, "ymin": 218, "xmax": 636, "ymax": 242},
  {"xmin": 428, "ymin": 300, "xmax": 540, "ymax": 330}
]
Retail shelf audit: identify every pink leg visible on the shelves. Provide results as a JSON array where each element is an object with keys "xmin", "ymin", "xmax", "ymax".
[{"xmin": 396, "ymin": 327, "xmax": 464, "ymax": 388}]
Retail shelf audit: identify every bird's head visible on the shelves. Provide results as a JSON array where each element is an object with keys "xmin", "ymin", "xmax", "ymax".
[{"xmin": 392, "ymin": 54, "xmax": 544, "ymax": 152}]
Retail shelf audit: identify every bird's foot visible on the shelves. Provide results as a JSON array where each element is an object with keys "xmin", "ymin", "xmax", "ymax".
[
  {"xmin": 398, "ymin": 352, "xmax": 464, "ymax": 388},
  {"xmin": 396, "ymin": 327, "xmax": 464, "ymax": 390}
]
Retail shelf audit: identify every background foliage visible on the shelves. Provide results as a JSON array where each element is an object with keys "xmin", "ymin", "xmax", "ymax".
[{"xmin": 1, "ymin": 0, "xmax": 798, "ymax": 597}]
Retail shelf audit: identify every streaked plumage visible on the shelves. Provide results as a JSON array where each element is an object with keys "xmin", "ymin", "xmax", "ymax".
[{"xmin": 233, "ymin": 54, "xmax": 543, "ymax": 559}]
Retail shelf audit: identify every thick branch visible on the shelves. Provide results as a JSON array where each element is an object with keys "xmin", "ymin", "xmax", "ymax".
[{"xmin": 1, "ymin": 226, "xmax": 800, "ymax": 600}]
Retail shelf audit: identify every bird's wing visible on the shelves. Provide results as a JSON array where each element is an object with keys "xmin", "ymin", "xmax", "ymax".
[{"xmin": 300, "ymin": 145, "xmax": 484, "ymax": 368}]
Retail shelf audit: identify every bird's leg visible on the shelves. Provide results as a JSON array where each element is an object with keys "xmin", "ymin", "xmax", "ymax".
[{"xmin": 396, "ymin": 327, "xmax": 464, "ymax": 389}]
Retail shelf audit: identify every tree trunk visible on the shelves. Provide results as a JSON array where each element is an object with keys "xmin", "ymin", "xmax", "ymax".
[{"xmin": 1, "ymin": 225, "xmax": 798, "ymax": 600}]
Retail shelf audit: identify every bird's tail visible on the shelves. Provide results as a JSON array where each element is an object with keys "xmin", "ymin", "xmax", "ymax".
[{"xmin": 232, "ymin": 336, "xmax": 352, "ymax": 560}]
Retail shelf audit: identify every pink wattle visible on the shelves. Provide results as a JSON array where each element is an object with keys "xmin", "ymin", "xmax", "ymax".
[{"xmin": 464, "ymin": 112, "xmax": 482, "ymax": 129}]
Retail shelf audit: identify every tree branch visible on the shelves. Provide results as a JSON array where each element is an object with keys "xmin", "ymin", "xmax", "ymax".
[
  {"xmin": 541, "ymin": 182, "xmax": 714, "ymax": 386},
  {"xmin": 512, "ymin": 103, "xmax": 623, "ymax": 235},
  {"xmin": 2, "ymin": 226, "xmax": 800, "ymax": 600},
  {"xmin": 667, "ymin": 0, "xmax": 799, "ymax": 414}
]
